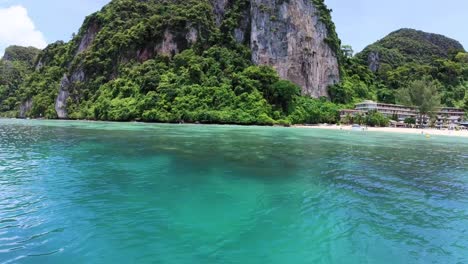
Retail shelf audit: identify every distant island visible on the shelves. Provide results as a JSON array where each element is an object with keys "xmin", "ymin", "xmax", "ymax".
[{"xmin": 0, "ymin": 0, "xmax": 467, "ymax": 128}]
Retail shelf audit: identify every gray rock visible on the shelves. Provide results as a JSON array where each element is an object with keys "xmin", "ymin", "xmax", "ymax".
[
  {"xmin": 77, "ymin": 21, "xmax": 100, "ymax": 54},
  {"xmin": 35, "ymin": 59, "xmax": 44, "ymax": 71},
  {"xmin": 155, "ymin": 30, "xmax": 180, "ymax": 56},
  {"xmin": 211, "ymin": 0, "xmax": 230, "ymax": 26},
  {"xmin": 52, "ymin": 20, "xmax": 100, "ymax": 119},
  {"xmin": 55, "ymin": 75, "xmax": 70, "ymax": 119},
  {"xmin": 19, "ymin": 98, "xmax": 33, "ymax": 118},
  {"xmin": 186, "ymin": 27, "xmax": 199, "ymax": 44},
  {"xmin": 250, "ymin": 0, "xmax": 340, "ymax": 98},
  {"xmin": 368, "ymin": 51, "xmax": 380, "ymax": 72},
  {"xmin": 55, "ymin": 70, "xmax": 85, "ymax": 119}
]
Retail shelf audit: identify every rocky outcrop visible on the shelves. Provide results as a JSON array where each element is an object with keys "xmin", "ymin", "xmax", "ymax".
[
  {"xmin": 136, "ymin": 27, "xmax": 200, "ymax": 62},
  {"xmin": 156, "ymin": 30, "xmax": 181, "ymax": 57},
  {"xmin": 55, "ymin": 69, "xmax": 85, "ymax": 119},
  {"xmin": 2, "ymin": 53, "xmax": 13, "ymax": 62},
  {"xmin": 2, "ymin": 46, "xmax": 40, "ymax": 65},
  {"xmin": 250, "ymin": 0, "xmax": 340, "ymax": 97},
  {"xmin": 52, "ymin": 20, "xmax": 99, "ymax": 119},
  {"xmin": 211, "ymin": 0, "xmax": 230, "ymax": 26},
  {"xmin": 85, "ymin": 0, "xmax": 340, "ymax": 99},
  {"xmin": 368, "ymin": 51, "xmax": 380, "ymax": 72},
  {"xmin": 19, "ymin": 98, "xmax": 33, "ymax": 118},
  {"xmin": 186, "ymin": 27, "xmax": 199, "ymax": 44},
  {"xmin": 235, "ymin": 8, "xmax": 251, "ymax": 44},
  {"xmin": 77, "ymin": 20, "xmax": 100, "ymax": 54},
  {"xmin": 55, "ymin": 75, "xmax": 71, "ymax": 119},
  {"xmin": 35, "ymin": 59, "xmax": 44, "ymax": 71}
]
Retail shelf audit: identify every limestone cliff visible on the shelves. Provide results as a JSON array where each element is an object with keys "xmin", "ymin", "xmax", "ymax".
[
  {"xmin": 212, "ymin": 0, "xmax": 340, "ymax": 97},
  {"xmin": 19, "ymin": 99, "xmax": 33, "ymax": 118},
  {"xmin": 250, "ymin": 0, "xmax": 340, "ymax": 97},
  {"xmin": 52, "ymin": 0, "xmax": 340, "ymax": 118},
  {"xmin": 55, "ymin": 70, "xmax": 85, "ymax": 119},
  {"xmin": 15, "ymin": 0, "xmax": 342, "ymax": 119}
]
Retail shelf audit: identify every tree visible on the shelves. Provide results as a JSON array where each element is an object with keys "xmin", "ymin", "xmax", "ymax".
[
  {"xmin": 455, "ymin": 52, "xmax": 468, "ymax": 63},
  {"xmin": 464, "ymin": 97, "xmax": 468, "ymax": 111},
  {"xmin": 404, "ymin": 117, "xmax": 416, "ymax": 127},
  {"xmin": 396, "ymin": 78, "xmax": 441, "ymax": 127},
  {"xmin": 328, "ymin": 80, "xmax": 356, "ymax": 104},
  {"xmin": 365, "ymin": 110, "xmax": 389, "ymax": 127},
  {"xmin": 271, "ymin": 80, "xmax": 301, "ymax": 114}
]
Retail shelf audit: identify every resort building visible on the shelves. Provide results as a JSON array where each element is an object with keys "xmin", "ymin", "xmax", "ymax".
[
  {"xmin": 355, "ymin": 101, "xmax": 418, "ymax": 120},
  {"xmin": 341, "ymin": 100, "xmax": 466, "ymax": 128}
]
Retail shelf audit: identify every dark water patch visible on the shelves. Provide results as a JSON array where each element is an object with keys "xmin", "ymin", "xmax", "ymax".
[{"xmin": 0, "ymin": 119, "xmax": 467, "ymax": 263}]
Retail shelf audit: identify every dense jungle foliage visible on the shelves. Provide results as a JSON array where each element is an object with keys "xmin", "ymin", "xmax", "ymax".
[
  {"xmin": 0, "ymin": 0, "xmax": 343, "ymax": 125},
  {"xmin": 0, "ymin": 46, "xmax": 40, "ymax": 116}
]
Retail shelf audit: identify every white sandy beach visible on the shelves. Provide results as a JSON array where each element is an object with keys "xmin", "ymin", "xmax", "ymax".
[{"xmin": 296, "ymin": 124, "xmax": 468, "ymax": 138}]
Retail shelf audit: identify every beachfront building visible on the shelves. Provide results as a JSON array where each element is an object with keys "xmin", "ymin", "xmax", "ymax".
[
  {"xmin": 355, "ymin": 101, "xmax": 418, "ymax": 120},
  {"xmin": 341, "ymin": 100, "xmax": 466, "ymax": 128},
  {"xmin": 435, "ymin": 108, "xmax": 466, "ymax": 129}
]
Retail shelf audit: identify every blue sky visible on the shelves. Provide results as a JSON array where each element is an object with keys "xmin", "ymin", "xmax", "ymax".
[
  {"xmin": 0, "ymin": 0, "xmax": 467, "ymax": 56},
  {"xmin": 0, "ymin": 0, "xmax": 109, "ymax": 55},
  {"xmin": 326, "ymin": 0, "xmax": 468, "ymax": 53}
]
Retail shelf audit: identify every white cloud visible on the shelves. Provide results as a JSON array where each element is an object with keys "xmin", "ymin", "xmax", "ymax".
[{"xmin": 0, "ymin": 5, "xmax": 47, "ymax": 56}]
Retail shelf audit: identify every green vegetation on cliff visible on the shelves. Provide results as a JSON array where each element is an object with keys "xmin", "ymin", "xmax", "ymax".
[
  {"xmin": 312, "ymin": 0, "xmax": 343, "ymax": 69},
  {"xmin": 2, "ymin": 46, "xmax": 40, "ymax": 66},
  {"xmin": 0, "ymin": 0, "xmax": 342, "ymax": 125},
  {"xmin": 358, "ymin": 29, "xmax": 464, "ymax": 67},
  {"xmin": 0, "ymin": 46, "xmax": 40, "ymax": 115}
]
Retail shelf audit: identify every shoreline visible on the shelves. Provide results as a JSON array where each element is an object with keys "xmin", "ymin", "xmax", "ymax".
[
  {"xmin": 2, "ymin": 118, "xmax": 468, "ymax": 138},
  {"xmin": 295, "ymin": 124, "xmax": 468, "ymax": 138}
]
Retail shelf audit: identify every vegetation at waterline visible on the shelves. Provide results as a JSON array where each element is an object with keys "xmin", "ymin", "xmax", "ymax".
[
  {"xmin": 18, "ymin": 45, "xmax": 342, "ymax": 125},
  {"xmin": 340, "ymin": 110, "xmax": 390, "ymax": 127},
  {"xmin": 79, "ymin": 49, "xmax": 341, "ymax": 125}
]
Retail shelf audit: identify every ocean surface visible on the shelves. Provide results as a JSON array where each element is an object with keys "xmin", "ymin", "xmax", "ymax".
[{"xmin": 0, "ymin": 119, "xmax": 467, "ymax": 264}]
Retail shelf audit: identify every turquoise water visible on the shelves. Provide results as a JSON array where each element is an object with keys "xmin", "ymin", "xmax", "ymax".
[{"xmin": 0, "ymin": 119, "xmax": 467, "ymax": 264}]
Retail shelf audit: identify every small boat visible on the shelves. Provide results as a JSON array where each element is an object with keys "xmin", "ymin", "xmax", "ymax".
[{"xmin": 352, "ymin": 124, "xmax": 363, "ymax": 131}]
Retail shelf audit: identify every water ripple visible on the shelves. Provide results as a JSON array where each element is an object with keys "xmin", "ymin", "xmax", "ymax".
[{"xmin": 0, "ymin": 119, "xmax": 467, "ymax": 263}]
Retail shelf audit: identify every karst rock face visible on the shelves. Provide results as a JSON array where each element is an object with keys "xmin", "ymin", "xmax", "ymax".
[
  {"xmin": 212, "ymin": 0, "xmax": 341, "ymax": 97},
  {"xmin": 249, "ymin": 0, "xmax": 340, "ymax": 98},
  {"xmin": 27, "ymin": 0, "xmax": 342, "ymax": 118}
]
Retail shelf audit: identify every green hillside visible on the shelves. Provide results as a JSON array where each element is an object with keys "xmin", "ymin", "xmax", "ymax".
[
  {"xmin": 0, "ymin": 0, "xmax": 342, "ymax": 125},
  {"xmin": 357, "ymin": 29, "xmax": 465, "ymax": 69},
  {"xmin": 0, "ymin": 46, "xmax": 40, "ymax": 115},
  {"xmin": 331, "ymin": 29, "xmax": 468, "ymax": 108}
]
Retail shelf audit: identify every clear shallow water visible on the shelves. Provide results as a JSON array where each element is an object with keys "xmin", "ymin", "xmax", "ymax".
[{"xmin": 0, "ymin": 119, "xmax": 467, "ymax": 264}]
